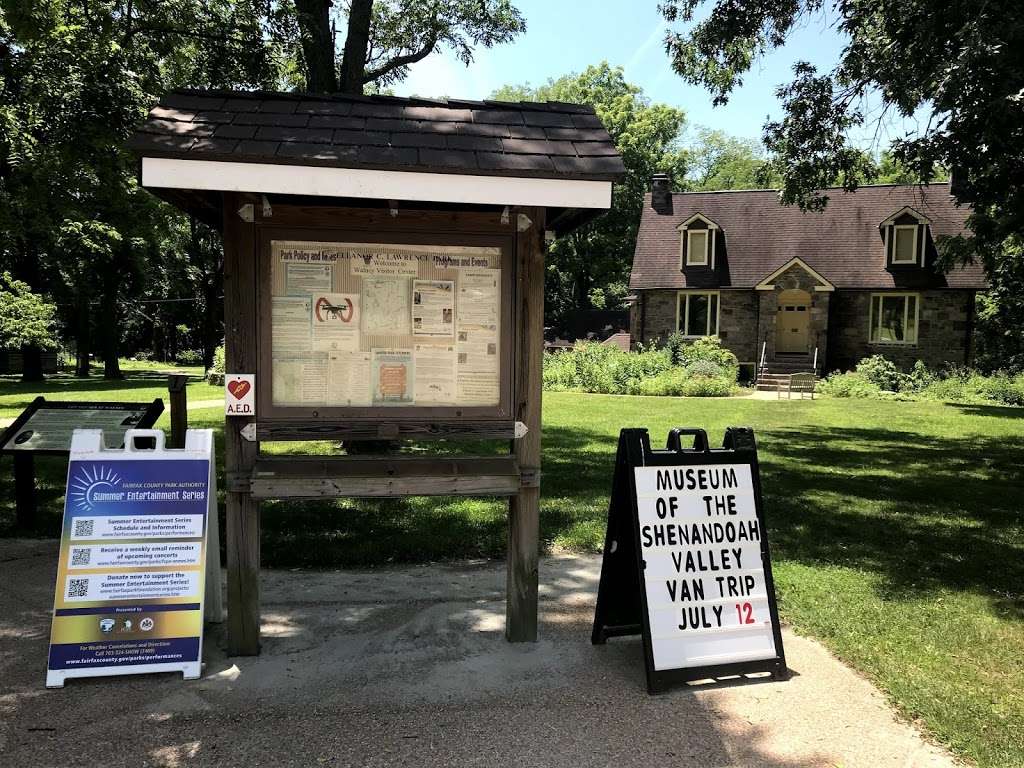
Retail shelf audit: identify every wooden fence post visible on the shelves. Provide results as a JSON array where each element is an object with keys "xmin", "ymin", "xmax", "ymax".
[
  {"xmin": 506, "ymin": 207, "xmax": 544, "ymax": 642},
  {"xmin": 167, "ymin": 373, "xmax": 189, "ymax": 449},
  {"xmin": 222, "ymin": 192, "xmax": 261, "ymax": 656}
]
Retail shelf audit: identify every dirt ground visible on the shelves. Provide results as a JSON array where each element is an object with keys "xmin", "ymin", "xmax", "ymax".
[{"xmin": 0, "ymin": 539, "xmax": 959, "ymax": 768}]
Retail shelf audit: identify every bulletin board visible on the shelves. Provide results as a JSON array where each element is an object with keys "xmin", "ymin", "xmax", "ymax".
[{"xmin": 257, "ymin": 230, "xmax": 514, "ymax": 422}]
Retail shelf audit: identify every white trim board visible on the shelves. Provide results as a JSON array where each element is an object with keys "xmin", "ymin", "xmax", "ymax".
[
  {"xmin": 141, "ymin": 157, "xmax": 613, "ymax": 209},
  {"xmin": 754, "ymin": 257, "xmax": 835, "ymax": 292}
]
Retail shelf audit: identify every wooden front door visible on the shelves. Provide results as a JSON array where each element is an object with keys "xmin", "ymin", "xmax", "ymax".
[{"xmin": 776, "ymin": 291, "xmax": 810, "ymax": 354}]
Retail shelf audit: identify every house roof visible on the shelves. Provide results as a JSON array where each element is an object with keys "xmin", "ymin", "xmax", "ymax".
[
  {"xmin": 630, "ymin": 183, "xmax": 987, "ymax": 291},
  {"xmin": 128, "ymin": 89, "xmax": 625, "ymax": 182}
]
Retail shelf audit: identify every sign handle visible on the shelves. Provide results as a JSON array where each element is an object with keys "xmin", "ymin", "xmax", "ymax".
[
  {"xmin": 665, "ymin": 428, "xmax": 709, "ymax": 453},
  {"xmin": 123, "ymin": 429, "xmax": 166, "ymax": 452}
]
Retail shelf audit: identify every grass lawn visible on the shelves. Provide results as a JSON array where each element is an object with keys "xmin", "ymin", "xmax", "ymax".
[
  {"xmin": 0, "ymin": 359, "xmax": 223, "ymax": 423},
  {"xmin": 1, "ymin": 370, "xmax": 1021, "ymax": 767}
]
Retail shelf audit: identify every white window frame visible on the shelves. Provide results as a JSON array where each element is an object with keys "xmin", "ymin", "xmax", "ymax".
[
  {"xmin": 675, "ymin": 290, "xmax": 721, "ymax": 338},
  {"xmin": 869, "ymin": 292, "xmax": 920, "ymax": 345},
  {"xmin": 891, "ymin": 224, "xmax": 919, "ymax": 265},
  {"xmin": 684, "ymin": 228, "xmax": 709, "ymax": 267}
]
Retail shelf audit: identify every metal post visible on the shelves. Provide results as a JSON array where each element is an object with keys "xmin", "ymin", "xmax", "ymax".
[{"xmin": 14, "ymin": 453, "xmax": 36, "ymax": 529}]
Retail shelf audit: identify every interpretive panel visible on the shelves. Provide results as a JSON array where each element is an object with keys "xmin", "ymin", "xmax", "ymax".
[
  {"xmin": 267, "ymin": 240, "xmax": 504, "ymax": 410},
  {"xmin": 0, "ymin": 398, "xmax": 164, "ymax": 456}
]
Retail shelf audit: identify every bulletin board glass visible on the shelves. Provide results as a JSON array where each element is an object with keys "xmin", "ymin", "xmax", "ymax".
[{"xmin": 262, "ymin": 237, "xmax": 510, "ymax": 417}]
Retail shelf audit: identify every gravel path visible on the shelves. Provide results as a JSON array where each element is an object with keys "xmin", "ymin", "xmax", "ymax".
[{"xmin": 0, "ymin": 540, "xmax": 959, "ymax": 767}]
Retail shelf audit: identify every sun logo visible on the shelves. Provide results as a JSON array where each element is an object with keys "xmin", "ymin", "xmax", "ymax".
[{"xmin": 68, "ymin": 465, "xmax": 123, "ymax": 512}]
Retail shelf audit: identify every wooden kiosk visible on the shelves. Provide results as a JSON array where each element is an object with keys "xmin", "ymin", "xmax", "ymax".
[{"xmin": 130, "ymin": 89, "xmax": 623, "ymax": 654}]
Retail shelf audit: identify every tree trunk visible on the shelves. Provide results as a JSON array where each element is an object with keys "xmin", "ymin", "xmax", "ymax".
[
  {"xmin": 75, "ymin": 296, "xmax": 91, "ymax": 377},
  {"xmin": 338, "ymin": 0, "xmax": 373, "ymax": 94},
  {"xmin": 101, "ymin": 272, "xmax": 123, "ymax": 379},
  {"xmin": 20, "ymin": 345, "xmax": 44, "ymax": 383},
  {"xmin": 295, "ymin": 0, "xmax": 339, "ymax": 93}
]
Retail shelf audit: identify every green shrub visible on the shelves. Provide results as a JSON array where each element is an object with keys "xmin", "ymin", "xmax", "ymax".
[
  {"xmin": 818, "ymin": 371, "xmax": 884, "ymax": 399},
  {"xmin": 177, "ymin": 349, "xmax": 203, "ymax": 366},
  {"xmin": 855, "ymin": 354, "xmax": 905, "ymax": 391},
  {"xmin": 207, "ymin": 343, "xmax": 226, "ymax": 385},
  {"xmin": 684, "ymin": 358, "xmax": 725, "ymax": 379},
  {"xmin": 212, "ymin": 344, "xmax": 225, "ymax": 373},
  {"xmin": 903, "ymin": 360, "xmax": 936, "ymax": 393},
  {"xmin": 665, "ymin": 332, "xmax": 688, "ymax": 365},
  {"xmin": 982, "ymin": 372, "xmax": 1024, "ymax": 406},
  {"xmin": 678, "ymin": 375, "xmax": 734, "ymax": 397},
  {"xmin": 542, "ymin": 340, "xmax": 736, "ymax": 397},
  {"xmin": 819, "ymin": 356, "xmax": 1024, "ymax": 407}
]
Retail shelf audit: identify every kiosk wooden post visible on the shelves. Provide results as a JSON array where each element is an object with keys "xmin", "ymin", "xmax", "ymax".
[
  {"xmin": 129, "ymin": 89, "xmax": 624, "ymax": 656},
  {"xmin": 507, "ymin": 207, "xmax": 544, "ymax": 642},
  {"xmin": 223, "ymin": 191, "xmax": 262, "ymax": 656}
]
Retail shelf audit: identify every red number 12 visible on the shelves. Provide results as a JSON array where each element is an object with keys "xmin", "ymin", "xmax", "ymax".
[{"xmin": 735, "ymin": 602, "xmax": 755, "ymax": 624}]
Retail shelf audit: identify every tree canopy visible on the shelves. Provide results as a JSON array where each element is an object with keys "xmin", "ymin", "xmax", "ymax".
[
  {"xmin": 297, "ymin": 0, "xmax": 526, "ymax": 93},
  {"xmin": 493, "ymin": 63, "xmax": 688, "ymax": 322},
  {"xmin": 0, "ymin": 271, "xmax": 57, "ymax": 351},
  {"xmin": 660, "ymin": 0, "xmax": 1024, "ymax": 366}
]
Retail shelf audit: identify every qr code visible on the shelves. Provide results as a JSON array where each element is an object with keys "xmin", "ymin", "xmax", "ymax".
[
  {"xmin": 67, "ymin": 578, "xmax": 89, "ymax": 598},
  {"xmin": 70, "ymin": 548, "xmax": 90, "ymax": 566},
  {"xmin": 73, "ymin": 519, "xmax": 94, "ymax": 538}
]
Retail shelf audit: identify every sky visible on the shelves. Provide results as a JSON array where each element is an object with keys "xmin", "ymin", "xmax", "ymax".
[{"xmin": 391, "ymin": 0, "xmax": 921, "ymax": 152}]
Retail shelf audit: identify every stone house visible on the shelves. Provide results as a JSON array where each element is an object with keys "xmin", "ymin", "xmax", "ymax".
[{"xmin": 628, "ymin": 177, "xmax": 987, "ymax": 373}]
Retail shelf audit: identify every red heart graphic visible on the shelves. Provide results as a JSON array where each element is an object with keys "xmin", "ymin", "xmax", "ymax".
[{"xmin": 227, "ymin": 379, "xmax": 251, "ymax": 400}]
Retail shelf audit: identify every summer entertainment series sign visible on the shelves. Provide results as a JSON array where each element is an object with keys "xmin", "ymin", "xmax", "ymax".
[
  {"xmin": 46, "ymin": 428, "xmax": 218, "ymax": 688},
  {"xmin": 592, "ymin": 427, "xmax": 787, "ymax": 694}
]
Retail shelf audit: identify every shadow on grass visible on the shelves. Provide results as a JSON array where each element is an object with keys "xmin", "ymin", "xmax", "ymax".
[
  {"xmin": 4, "ymin": 416, "xmax": 1022, "ymax": 619},
  {"xmin": 757, "ymin": 424, "xmax": 1024, "ymax": 607},
  {"xmin": 950, "ymin": 403, "xmax": 1024, "ymax": 419}
]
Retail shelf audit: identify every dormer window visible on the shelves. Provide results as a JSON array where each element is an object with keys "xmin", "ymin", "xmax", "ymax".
[
  {"xmin": 881, "ymin": 207, "xmax": 930, "ymax": 268},
  {"xmin": 892, "ymin": 224, "xmax": 918, "ymax": 264},
  {"xmin": 686, "ymin": 229, "xmax": 708, "ymax": 265},
  {"xmin": 678, "ymin": 214, "xmax": 719, "ymax": 269}
]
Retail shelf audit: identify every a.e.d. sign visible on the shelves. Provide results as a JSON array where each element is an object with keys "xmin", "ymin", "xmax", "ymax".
[{"xmin": 591, "ymin": 427, "xmax": 787, "ymax": 694}]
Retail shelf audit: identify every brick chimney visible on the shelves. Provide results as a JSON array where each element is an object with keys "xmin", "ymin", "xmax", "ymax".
[{"xmin": 651, "ymin": 173, "xmax": 673, "ymax": 213}]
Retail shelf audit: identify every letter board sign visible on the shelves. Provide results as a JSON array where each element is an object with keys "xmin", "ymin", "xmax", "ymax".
[
  {"xmin": 591, "ymin": 427, "xmax": 788, "ymax": 694},
  {"xmin": 45, "ymin": 428, "xmax": 218, "ymax": 688}
]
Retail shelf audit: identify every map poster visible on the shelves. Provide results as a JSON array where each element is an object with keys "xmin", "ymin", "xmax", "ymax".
[
  {"xmin": 272, "ymin": 296, "xmax": 312, "ymax": 353},
  {"xmin": 371, "ymin": 349, "xmax": 414, "ymax": 405},
  {"xmin": 45, "ymin": 428, "xmax": 216, "ymax": 688},
  {"xmin": 312, "ymin": 292, "xmax": 360, "ymax": 352},
  {"xmin": 285, "ymin": 263, "xmax": 333, "ymax": 294},
  {"xmin": 362, "ymin": 277, "xmax": 411, "ymax": 336},
  {"xmin": 412, "ymin": 280, "xmax": 455, "ymax": 337},
  {"xmin": 414, "ymin": 344, "xmax": 457, "ymax": 404}
]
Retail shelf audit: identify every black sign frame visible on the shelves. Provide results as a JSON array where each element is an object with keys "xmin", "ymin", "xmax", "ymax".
[
  {"xmin": 1, "ymin": 397, "xmax": 165, "ymax": 530},
  {"xmin": 0, "ymin": 397, "xmax": 165, "ymax": 456},
  {"xmin": 591, "ymin": 426, "xmax": 788, "ymax": 694}
]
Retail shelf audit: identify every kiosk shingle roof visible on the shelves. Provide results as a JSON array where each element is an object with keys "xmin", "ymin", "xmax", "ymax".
[{"xmin": 130, "ymin": 90, "xmax": 625, "ymax": 181}]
